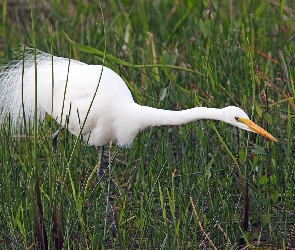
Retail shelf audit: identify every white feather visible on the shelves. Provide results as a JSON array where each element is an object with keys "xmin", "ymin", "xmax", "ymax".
[{"xmin": 0, "ymin": 50, "xmax": 271, "ymax": 147}]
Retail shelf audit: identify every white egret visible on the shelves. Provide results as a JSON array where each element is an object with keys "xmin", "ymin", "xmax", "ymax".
[
  {"xmin": 0, "ymin": 51, "xmax": 277, "ymax": 145},
  {"xmin": 0, "ymin": 50, "xmax": 277, "ymax": 237}
]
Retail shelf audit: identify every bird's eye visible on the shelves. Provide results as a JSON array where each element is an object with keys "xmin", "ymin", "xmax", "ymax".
[{"xmin": 234, "ymin": 116, "xmax": 239, "ymax": 122}]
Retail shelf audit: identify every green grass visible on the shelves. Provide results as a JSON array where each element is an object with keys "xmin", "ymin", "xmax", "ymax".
[{"xmin": 1, "ymin": 0, "xmax": 295, "ymax": 249}]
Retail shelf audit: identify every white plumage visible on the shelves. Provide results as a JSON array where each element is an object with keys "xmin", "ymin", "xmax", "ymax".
[{"xmin": 0, "ymin": 50, "xmax": 277, "ymax": 146}]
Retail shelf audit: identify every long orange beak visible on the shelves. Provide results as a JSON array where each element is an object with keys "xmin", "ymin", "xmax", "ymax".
[{"xmin": 239, "ymin": 118, "xmax": 277, "ymax": 142}]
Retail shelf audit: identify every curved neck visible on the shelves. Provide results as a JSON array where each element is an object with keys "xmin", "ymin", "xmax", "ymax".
[
  {"xmin": 113, "ymin": 103, "xmax": 228, "ymax": 147},
  {"xmin": 133, "ymin": 105, "xmax": 225, "ymax": 130}
]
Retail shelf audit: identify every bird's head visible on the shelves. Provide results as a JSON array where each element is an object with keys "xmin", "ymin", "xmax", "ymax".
[{"xmin": 222, "ymin": 106, "xmax": 277, "ymax": 142}]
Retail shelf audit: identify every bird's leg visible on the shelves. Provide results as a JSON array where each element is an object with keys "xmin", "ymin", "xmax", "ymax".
[
  {"xmin": 52, "ymin": 126, "xmax": 65, "ymax": 154},
  {"xmin": 97, "ymin": 145, "xmax": 117, "ymax": 237}
]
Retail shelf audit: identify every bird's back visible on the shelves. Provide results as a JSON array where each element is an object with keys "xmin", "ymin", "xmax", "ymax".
[{"xmin": 0, "ymin": 51, "xmax": 136, "ymax": 146}]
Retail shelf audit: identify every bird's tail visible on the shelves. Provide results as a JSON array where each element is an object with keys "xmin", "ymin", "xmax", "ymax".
[{"xmin": 0, "ymin": 49, "xmax": 83, "ymax": 129}]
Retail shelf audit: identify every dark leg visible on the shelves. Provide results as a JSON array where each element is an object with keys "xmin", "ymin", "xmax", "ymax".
[
  {"xmin": 52, "ymin": 127, "xmax": 65, "ymax": 154},
  {"xmin": 97, "ymin": 146, "xmax": 117, "ymax": 237}
]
